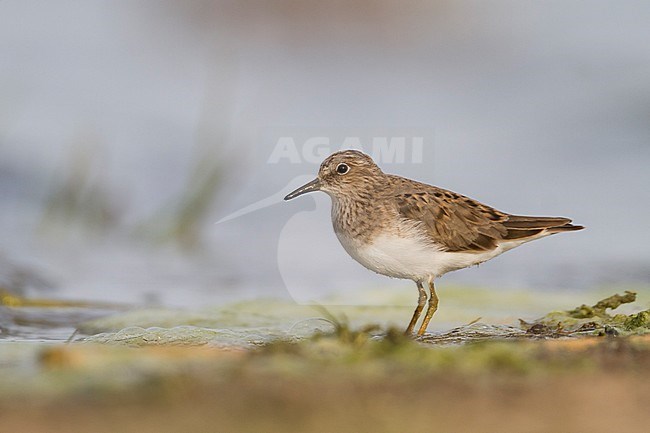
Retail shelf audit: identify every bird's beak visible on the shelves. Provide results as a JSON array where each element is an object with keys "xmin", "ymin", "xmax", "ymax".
[{"xmin": 284, "ymin": 178, "xmax": 321, "ymax": 200}]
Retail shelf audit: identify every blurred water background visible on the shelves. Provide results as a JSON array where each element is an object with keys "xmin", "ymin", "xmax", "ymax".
[{"xmin": 1, "ymin": 1, "xmax": 649, "ymax": 340}]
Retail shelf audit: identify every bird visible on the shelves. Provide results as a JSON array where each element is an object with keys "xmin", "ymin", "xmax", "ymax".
[{"xmin": 284, "ymin": 150, "xmax": 584, "ymax": 336}]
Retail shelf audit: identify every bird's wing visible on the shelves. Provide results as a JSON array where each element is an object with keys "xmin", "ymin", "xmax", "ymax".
[{"xmin": 391, "ymin": 177, "xmax": 579, "ymax": 252}]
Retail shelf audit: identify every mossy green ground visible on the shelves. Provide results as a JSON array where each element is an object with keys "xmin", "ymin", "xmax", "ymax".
[{"xmin": 1, "ymin": 290, "xmax": 649, "ymax": 432}]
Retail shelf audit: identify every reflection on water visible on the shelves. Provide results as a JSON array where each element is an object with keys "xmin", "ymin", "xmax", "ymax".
[{"xmin": 0, "ymin": 306, "xmax": 121, "ymax": 342}]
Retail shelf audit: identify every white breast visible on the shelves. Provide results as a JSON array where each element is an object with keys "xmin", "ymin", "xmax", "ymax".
[{"xmin": 335, "ymin": 229, "xmax": 524, "ymax": 282}]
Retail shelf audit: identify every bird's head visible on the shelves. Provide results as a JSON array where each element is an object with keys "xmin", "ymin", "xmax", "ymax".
[{"xmin": 284, "ymin": 150, "xmax": 383, "ymax": 201}]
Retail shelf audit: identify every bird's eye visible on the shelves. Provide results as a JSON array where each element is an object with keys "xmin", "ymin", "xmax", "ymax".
[{"xmin": 336, "ymin": 163, "xmax": 349, "ymax": 175}]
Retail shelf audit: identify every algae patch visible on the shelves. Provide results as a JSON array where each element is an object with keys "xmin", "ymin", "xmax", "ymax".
[
  {"xmin": 520, "ymin": 291, "xmax": 650, "ymax": 336},
  {"xmin": 70, "ymin": 291, "xmax": 650, "ymax": 349},
  {"xmin": 567, "ymin": 291, "xmax": 637, "ymax": 318},
  {"xmin": 623, "ymin": 310, "xmax": 650, "ymax": 331}
]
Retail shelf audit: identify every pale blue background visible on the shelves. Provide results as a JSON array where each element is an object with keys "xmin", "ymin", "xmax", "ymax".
[{"xmin": 1, "ymin": 1, "xmax": 648, "ymax": 306}]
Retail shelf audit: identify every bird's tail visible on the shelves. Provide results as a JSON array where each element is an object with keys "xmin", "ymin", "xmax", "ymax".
[{"xmin": 503, "ymin": 215, "xmax": 584, "ymax": 240}]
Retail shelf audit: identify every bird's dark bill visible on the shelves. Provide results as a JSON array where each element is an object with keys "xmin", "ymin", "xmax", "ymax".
[{"xmin": 284, "ymin": 178, "xmax": 321, "ymax": 200}]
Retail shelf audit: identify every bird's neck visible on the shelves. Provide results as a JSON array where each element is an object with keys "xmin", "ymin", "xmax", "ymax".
[{"xmin": 331, "ymin": 191, "xmax": 382, "ymax": 241}]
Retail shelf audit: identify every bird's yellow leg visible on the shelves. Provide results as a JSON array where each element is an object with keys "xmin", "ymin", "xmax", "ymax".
[
  {"xmin": 405, "ymin": 281, "xmax": 427, "ymax": 335},
  {"xmin": 417, "ymin": 279, "xmax": 439, "ymax": 336}
]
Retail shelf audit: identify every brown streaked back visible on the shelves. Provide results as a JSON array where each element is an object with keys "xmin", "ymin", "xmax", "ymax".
[{"xmin": 389, "ymin": 175, "xmax": 584, "ymax": 252}]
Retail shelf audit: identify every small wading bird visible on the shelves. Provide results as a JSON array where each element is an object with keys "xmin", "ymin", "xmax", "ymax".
[{"xmin": 284, "ymin": 150, "xmax": 584, "ymax": 336}]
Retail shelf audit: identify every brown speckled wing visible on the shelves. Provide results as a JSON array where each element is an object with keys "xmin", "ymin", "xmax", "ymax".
[
  {"xmin": 390, "ymin": 176, "xmax": 581, "ymax": 253},
  {"xmin": 394, "ymin": 188, "xmax": 506, "ymax": 252}
]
